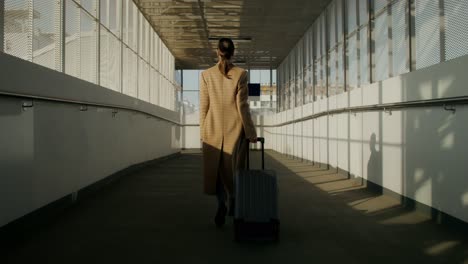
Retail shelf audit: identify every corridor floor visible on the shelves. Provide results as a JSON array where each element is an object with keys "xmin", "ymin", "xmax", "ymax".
[{"xmin": 3, "ymin": 150, "xmax": 468, "ymax": 264}]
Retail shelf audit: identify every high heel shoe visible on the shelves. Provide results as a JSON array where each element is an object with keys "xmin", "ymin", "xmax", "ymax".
[{"xmin": 214, "ymin": 204, "xmax": 227, "ymax": 227}]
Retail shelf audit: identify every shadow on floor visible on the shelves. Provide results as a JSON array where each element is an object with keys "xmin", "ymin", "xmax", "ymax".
[{"xmin": 3, "ymin": 150, "xmax": 468, "ymax": 264}]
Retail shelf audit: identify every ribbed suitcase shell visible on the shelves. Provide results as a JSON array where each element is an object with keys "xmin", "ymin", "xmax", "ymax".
[
  {"xmin": 234, "ymin": 138, "xmax": 279, "ymax": 241},
  {"xmin": 234, "ymin": 169, "xmax": 278, "ymax": 222}
]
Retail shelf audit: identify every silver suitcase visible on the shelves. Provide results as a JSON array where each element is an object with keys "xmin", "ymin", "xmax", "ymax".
[{"xmin": 234, "ymin": 137, "xmax": 279, "ymax": 241}]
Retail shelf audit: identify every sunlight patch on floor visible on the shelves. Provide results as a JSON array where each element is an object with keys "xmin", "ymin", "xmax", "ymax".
[
  {"xmin": 425, "ymin": 241, "xmax": 461, "ymax": 256},
  {"xmin": 378, "ymin": 211, "xmax": 429, "ymax": 225}
]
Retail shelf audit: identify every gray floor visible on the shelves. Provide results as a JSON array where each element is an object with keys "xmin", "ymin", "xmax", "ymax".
[{"xmin": 4, "ymin": 150, "xmax": 468, "ymax": 264}]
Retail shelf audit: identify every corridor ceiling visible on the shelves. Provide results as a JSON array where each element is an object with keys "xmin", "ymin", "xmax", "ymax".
[{"xmin": 134, "ymin": 0, "xmax": 331, "ymax": 69}]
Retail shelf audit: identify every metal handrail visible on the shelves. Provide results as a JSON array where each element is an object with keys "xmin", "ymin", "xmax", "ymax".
[
  {"xmin": 6, "ymin": 89, "xmax": 466, "ymax": 128},
  {"xmin": 181, "ymin": 96, "xmax": 468, "ymax": 128},
  {"xmin": 0, "ymin": 90, "xmax": 182, "ymax": 126}
]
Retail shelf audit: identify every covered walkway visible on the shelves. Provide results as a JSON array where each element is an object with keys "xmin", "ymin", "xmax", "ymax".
[{"xmin": 4, "ymin": 151, "xmax": 467, "ymax": 264}]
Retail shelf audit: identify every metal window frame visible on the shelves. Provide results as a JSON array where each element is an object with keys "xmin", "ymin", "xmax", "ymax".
[
  {"xmin": 56, "ymin": 0, "xmax": 65, "ymax": 73},
  {"xmin": 439, "ymin": 0, "xmax": 446, "ymax": 63},
  {"xmin": 27, "ymin": 0, "xmax": 34, "ymax": 62},
  {"xmin": 0, "ymin": 1, "xmax": 4, "ymax": 53}
]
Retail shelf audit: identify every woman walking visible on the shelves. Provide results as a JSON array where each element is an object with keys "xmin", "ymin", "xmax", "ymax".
[{"xmin": 199, "ymin": 38, "xmax": 257, "ymax": 227}]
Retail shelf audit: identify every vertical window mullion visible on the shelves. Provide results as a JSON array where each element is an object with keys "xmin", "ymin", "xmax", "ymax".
[
  {"xmin": 439, "ymin": 0, "xmax": 446, "ymax": 63},
  {"xmin": 56, "ymin": 0, "xmax": 65, "ymax": 72},
  {"xmin": 28, "ymin": 0, "xmax": 34, "ymax": 61},
  {"xmin": 0, "ymin": 1, "xmax": 5, "ymax": 53},
  {"xmin": 96, "ymin": 0, "xmax": 101, "ymax": 85},
  {"xmin": 388, "ymin": 1, "xmax": 393, "ymax": 78}
]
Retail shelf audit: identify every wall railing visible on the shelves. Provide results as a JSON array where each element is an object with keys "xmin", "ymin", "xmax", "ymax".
[{"xmin": 181, "ymin": 96, "xmax": 468, "ymax": 128}]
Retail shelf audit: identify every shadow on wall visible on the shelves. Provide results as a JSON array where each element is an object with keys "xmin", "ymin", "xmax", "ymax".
[
  {"xmin": 367, "ymin": 133, "xmax": 382, "ymax": 194},
  {"xmin": 264, "ymin": 150, "xmax": 468, "ymax": 263},
  {"xmin": 403, "ymin": 74, "xmax": 468, "ymax": 223}
]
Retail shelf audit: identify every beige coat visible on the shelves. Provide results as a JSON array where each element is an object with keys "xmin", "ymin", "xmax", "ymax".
[{"xmin": 200, "ymin": 64, "xmax": 257, "ymax": 195}]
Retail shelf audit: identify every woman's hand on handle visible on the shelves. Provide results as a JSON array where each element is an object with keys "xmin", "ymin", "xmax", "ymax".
[{"xmin": 248, "ymin": 137, "xmax": 257, "ymax": 143}]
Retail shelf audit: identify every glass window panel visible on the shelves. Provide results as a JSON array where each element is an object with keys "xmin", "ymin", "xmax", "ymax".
[
  {"xmin": 445, "ymin": 1, "xmax": 468, "ymax": 61},
  {"xmin": 32, "ymin": 0, "xmax": 56, "ymax": 70},
  {"xmin": 264, "ymin": 70, "xmax": 272, "ymax": 86},
  {"xmin": 374, "ymin": 12, "xmax": 389, "ymax": 81},
  {"xmin": 183, "ymin": 70, "xmax": 200, "ymax": 90},
  {"xmin": 272, "ymin": 69, "xmax": 277, "ymax": 85},
  {"xmin": 182, "ymin": 91, "xmax": 200, "ymax": 124},
  {"xmin": 65, "ymin": 0, "xmax": 80, "ymax": 78},
  {"xmin": 250, "ymin": 69, "xmax": 261, "ymax": 83},
  {"xmin": 415, "ymin": 0, "xmax": 440, "ymax": 69},
  {"xmin": 392, "ymin": 0, "xmax": 409, "ymax": 76}
]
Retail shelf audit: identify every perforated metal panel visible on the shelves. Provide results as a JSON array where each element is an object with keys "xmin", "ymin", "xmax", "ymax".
[
  {"xmin": 80, "ymin": 0, "xmax": 97, "ymax": 17},
  {"xmin": 65, "ymin": 0, "xmax": 80, "ymax": 78},
  {"xmin": 314, "ymin": 21, "xmax": 321, "ymax": 58},
  {"xmin": 415, "ymin": 0, "xmax": 440, "ymax": 69},
  {"xmin": 100, "ymin": 27, "xmax": 121, "ymax": 92},
  {"xmin": 337, "ymin": 0, "xmax": 343, "ymax": 43},
  {"xmin": 374, "ymin": 0, "xmax": 388, "ymax": 13},
  {"xmin": 359, "ymin": 26, "xmax": 369, "ymax": 86},
  {"xmin": 445, "ymin": 0, "xmax": 468, "ymax": 61},
  {"xmin": 122, "ymin": 0, "xmax": 129, "ymax": 45},
  {"xmin": 374, "ymin": 12, "xmax": 389, "ymax": 81},
  {"xmin": 130, "ymin": 0, "xmax": 138, "ymax": 52},
  {"xmin": 392, "ymin": 0, "xmax": 409, "ymax": 76},
  {"xmin": 138, "ymin": 58, "xmax": 150, "ymax": 102},
  {"xmin": 108, "ymin": 0, "xmax": 121, "ymax": 37},
  {"xmin": 32, "ymin": 0, "xmax": 57, "ymax": 70},
  {"xmin": 359, "ymin": 0, "xmax": 369, "ymax": 25},
  {"xmin": 347, "ymin": 35, "xmax": 358, "ymax": 90},
  {"xmin": 321, "ymin": 15, "xmax": 327, "ymax": 55},
  {"xmin": 321, "ymin": 56, "xmax": 327, "ymax": 98},
  {"xmin": 347, "ymin": 0, "xmax": 358, "ymax": 33},
  {"xmin": 337, "ymin": 45, "xmax": 344, "ymax": 94},
  {"xmin": 4, "ymin": 0, "xmax": 31, "ymax": 60},
  {"xmin": 328, "ymin": 3, "xmax": 336, "ymax": 47},
  {"xmin": 328, "ymin": 49, "xmax": 337, "ymax": 96},
  {"xmin": 295, "ymin": 71, "xmax": 303, "ymax": 106},
  {"xmin": 123, "ymin": 47, "xmax": 138, "ymax": 97},
  {"xmin": 80, "ymin": 10, "xmax": 97, "ymax": 84},
  {"xmin": 303, "ymin": 66, "xmax": 312, "ymax": 103},
  {"xmin": 100, "ymin": 26, "xmax": 110, "ymax": 88}
]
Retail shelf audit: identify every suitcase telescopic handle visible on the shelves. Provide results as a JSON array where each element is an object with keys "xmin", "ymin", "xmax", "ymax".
[{"xmin": 246, "ymin": 137, "xmax": 265, "ymax": 170}]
